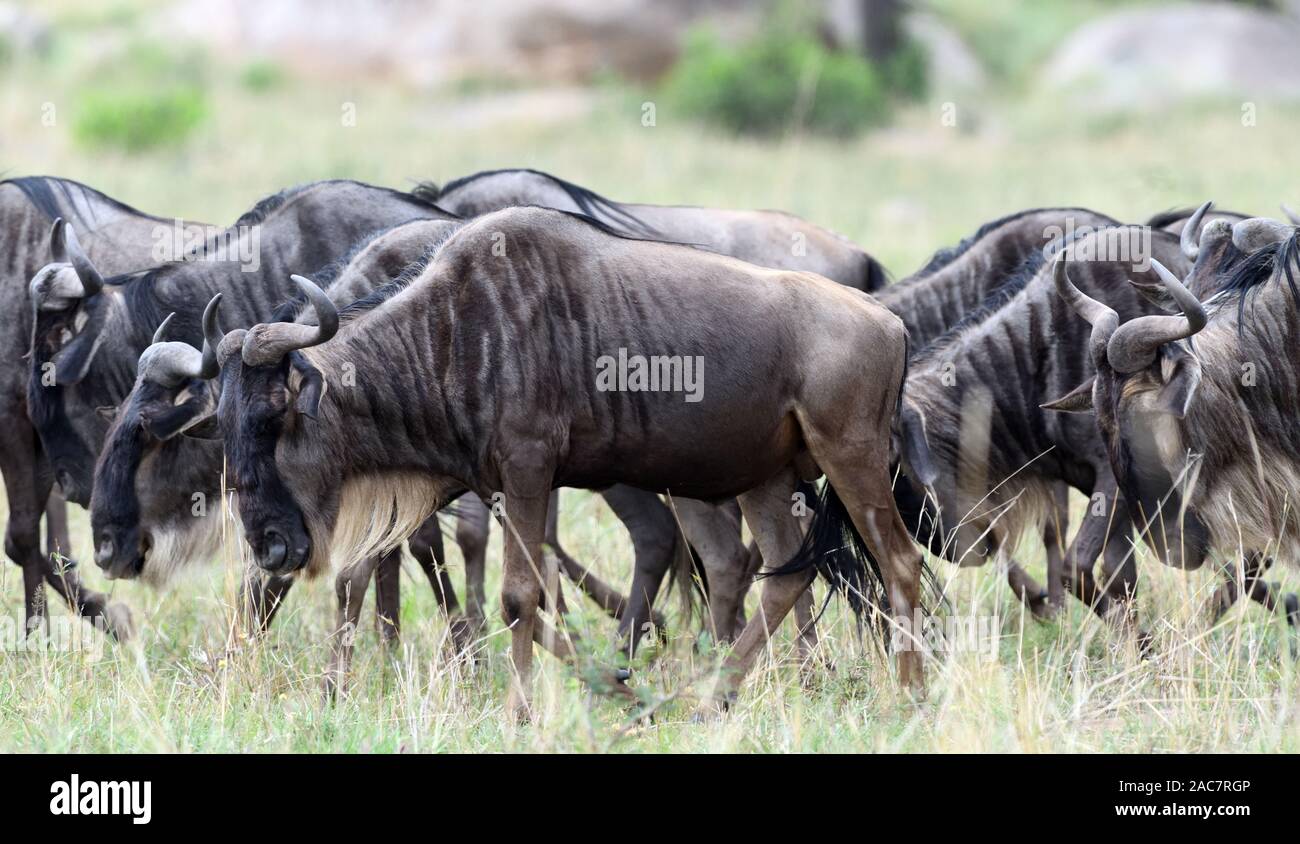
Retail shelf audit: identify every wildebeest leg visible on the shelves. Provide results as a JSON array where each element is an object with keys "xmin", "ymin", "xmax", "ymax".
[
  {"xmin": 593, "ymin": 486, "xmax": 675, "ymax": 648},
  {"xmin": 1045, "ymin": 484, "xmax": 1069, "ymax": 610},
  {"xmin": 498, "ymin": 486, "xmax": 551, "ymax": 720},
  {"xmin": 1056, "ymin": 474, "xmax": 1126, "ymax": 622},
  {"xmin": 543, "ymin": 489, "xmax": 627, "ymax": 619},
  {"xmin": 408, "ymin": 514, "xmax": 474, "ymax": 653},
  {"xmin": 455, "ymin": 494, "xmax": 490, "ymax": 635},
  {"xmin": 672, "ymin": 497, "xmax": 750, "ymax": 643},
  {"xmin": 239, "ymin": 566, "xmax": 295, "ymax": 638},
  {"xmin": 44, "ymin": 489, "xmax": 71, "ymax": 565},
  {"xmin": 1006, "ymin": 560, "xmax": 1052, "ymax": 619},
  {"xmin": 372, "ymin": 548, "xmax": 402, "ymax": 644},
  {"xmin": 325, "ymin": 553, "xmax": 386, "ymax": 698},
  {"xmin": 0, "ymin": 429, "xmax": 132, "ymax": 639},
  {"xmin": 711, "ymin": 468, "xmax": 825, "ymax": 707},
  {"xmin": 823, "ymin": 467, "xmax": 928, "ymax": 697},
  {"xmin": 1209, "ymin": 553, "xmax": 1299, "ymax": 629}
]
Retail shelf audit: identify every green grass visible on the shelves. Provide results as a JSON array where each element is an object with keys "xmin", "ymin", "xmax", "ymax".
[{"xmin": 2, "ymin": 10, "xmax": 1300, "ymax": 752}]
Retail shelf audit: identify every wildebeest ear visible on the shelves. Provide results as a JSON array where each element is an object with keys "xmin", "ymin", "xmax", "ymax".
[
  {"xmin": 1156, "ymin": 351, "xmax": 1201, "ymax": 418},
  {"xmin": 143, "ymin": 389, "xmax": 215, "ymax": 440},
  {"xmin": 179, "ymin": 414, "xmax": 221, "ymax": 440},
  {"xmin": 48, "ymin": 298, "xmax": 109, "ymax": 384},
  {"xmin": 289, "ymin": 352, "xmax": 326, "ymax": 419},
  {"xmin": 897, "ymin": 400, "xmax": 938, "ymax": 486},
  {"xmin": 1128, "ymin": 277, "xmax": 1178, "ymax": 312},
  {"xmin": 1041, "ymin": 378, "xmax": 1096, "ymax": 414}
]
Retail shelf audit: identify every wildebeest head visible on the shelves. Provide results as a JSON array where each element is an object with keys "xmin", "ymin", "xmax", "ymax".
[
  {"xmin": 27, "ymin": 218, "xmax": 125, "ymax": 504},
  {"xmin": 90, "ymin": 298, "xmax": 224, "ymax": 582},
  {"xmin": 215, "ymin": 277, "xmax": 341, "ymax": 576},
  {"xmin": 1045, "ymin": 253, "xmax": 1212, "ymax": 568}
]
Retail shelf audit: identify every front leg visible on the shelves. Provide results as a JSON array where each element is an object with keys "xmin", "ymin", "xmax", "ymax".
[
  {"xmin": 325, "ymin": 555, "xmax": 383, "ymax": 699},
  {"xmin": 496, "ymin": 485, "xmax": 553, "ymax": 722}
]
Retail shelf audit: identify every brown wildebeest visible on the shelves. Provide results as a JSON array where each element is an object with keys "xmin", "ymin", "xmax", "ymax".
[{"xmin": 195, "ymin": 207, "xmax": 928, "ymax": 717}]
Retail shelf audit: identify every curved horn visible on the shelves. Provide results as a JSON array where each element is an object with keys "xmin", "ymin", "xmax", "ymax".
[
  {"xmin": 50, "ymin": 218, "xmax": 67, "ymax": 263},
  {"xmin": 1106, "ymin": 259, "xmax": 1207, "ymax": 374},
  {"xmin": 152, "ymin": 313, "xmax": 176, "ymax": 345},
  {"xmin": 1282, "ymin": 204, "xmax": 1300, "ymax": 226},
  {"xmin": 1232, "ymin": 217, "xmax": 1292, "ymax": 253},
  {"xmin": 1053, "ymin": 253, "xmax": 1119, "ymax": 364},
  {"xmin": 1180, "ymin": 200, "xmax": 1212, "ymax": 260},
  {"xmin": 240, "ymin": 275, "xmax": 339, "ymax": 366},
  {"xmin": 59, "ymin": 222, "xmax": 104, "ymax": 297},
  {"xmin": 199, "ymin": 293, "xmax": 223, "ymax": 379}
]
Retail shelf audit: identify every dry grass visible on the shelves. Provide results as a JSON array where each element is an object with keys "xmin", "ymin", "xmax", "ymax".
[{"xmin": 1, "ymin": 8, "xmax": 1299, "ymax": 752}]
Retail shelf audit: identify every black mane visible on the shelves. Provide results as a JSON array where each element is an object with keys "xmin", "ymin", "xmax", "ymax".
[
  {"xmin": 910, "ymin": 207, "xmax": 1068, "ymax": 280},
  {"xmin": 436, "ymin": 168, "xmax": 657, "ymax": 236},
  {"xmin": 3, "ymin": 175, "xmax": 167, "ymax": 228},
  {"xmin": 1215, "ymin": 230, "xmax": 1300, "ymax": 329}
]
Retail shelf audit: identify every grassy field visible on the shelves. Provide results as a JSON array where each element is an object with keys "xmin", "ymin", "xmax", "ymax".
[{"xmin": 1, "ymin": 6, "xmax": 1299, "ymax": 752}]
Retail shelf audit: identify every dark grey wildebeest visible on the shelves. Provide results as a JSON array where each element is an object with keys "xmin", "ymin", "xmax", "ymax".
[
  {"xmin": 90, "ymin": 216, "xmax": 681, "ymax": 682},
  {"xmin": 196, "ymin": 207, "xmax": 927, "ymax": 718},
  {"xmin": 1047, "ymin": 216, "xmax": 1300, "ymax": 628},
  {"xmin": 85, "ymin": 219, "xmax": 458, "ymax": 621},
  {"xmin": 28, "ymin": 180, "xmax": 458, "ymax": 638},
  {"xmin": 888, "ymin": 226, "xmax": 1204, "ymax": 625},
  {"xmin": 432, "ymin": 168, "xmax": 888, "ymax": 290},
  {"xmin": 0, "ymin": 176, "xmax": 203, "ymax": 638},
  {"xmin": 430, "ymin": 168, "xmax": 894, "ymax": 656}
]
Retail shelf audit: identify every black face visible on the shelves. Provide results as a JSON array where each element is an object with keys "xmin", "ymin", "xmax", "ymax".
[
  {"xmin": 1093, "ymin": 358, "xmax": 1210, "ymax": 570},
  {"xmin": 27, "ymin": 299, "xmax": 117, "ymax": 505},
  {"xmin": 90, "ymin": 378, "xmax": 219, "ymax": 579},
  {"xmin": 217, "ymin": 358, "xmax": 315, "ymax": 574}
]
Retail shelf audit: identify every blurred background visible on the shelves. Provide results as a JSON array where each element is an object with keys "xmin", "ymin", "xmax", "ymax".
[{"xmin": 4, "ymin": 0, "xmax": 1300, "ymax": 275}]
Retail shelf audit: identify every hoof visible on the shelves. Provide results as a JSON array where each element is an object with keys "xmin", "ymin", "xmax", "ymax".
[
  {"xmin": 1285, "ymin": 593, "xmax": 1299, "ymax": 628},
  {"xmin": 1026, "ymin": 591, "xmax": 1057, "ymax": 622},
  {"xmin": 102, "ymin": 602, "xmax": 136, "ymax": 642}
]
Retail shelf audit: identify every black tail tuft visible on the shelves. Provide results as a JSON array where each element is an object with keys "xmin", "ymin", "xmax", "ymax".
[
  {"xmin": 762, "ymin": 481, "xmax": 891, "ymax": 636},
  {"xmin": 863, "ymin": 254, "xmax": 891, "ymax": 293}
]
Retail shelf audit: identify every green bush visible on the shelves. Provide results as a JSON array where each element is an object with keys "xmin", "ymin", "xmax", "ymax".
[
  {"xmin": 73, "ymin": 87, "xmax": 208, "ymax": 153},
  {"xmin": 662, "ymin": 28, "xmax": 890, "ymax": 138},
  {"xmin": 883, "ymin": 37, "xmax": 929, "ymax": 102},
  {"xmin": 239, "ymin": 60, "xmax": 286, "ymax": 93}
]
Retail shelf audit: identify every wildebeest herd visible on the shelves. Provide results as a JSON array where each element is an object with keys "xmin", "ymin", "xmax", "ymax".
[{"xmin": 4, "ymin": 170, "xmax": 1299, "ymax": 718}]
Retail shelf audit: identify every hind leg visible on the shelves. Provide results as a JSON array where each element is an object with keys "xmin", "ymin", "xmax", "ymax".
[
  {"xmin": 673, "ymin": 498, "xmax": 749, "ymax": 643},
  {"xmin": 597, "ymin": 485, "xmax": 675, "ymax": 653},
  {"xmin": 454, "ymin": 494, "xmax": 490, "ymax": 636},
  {"xmin": 710, "ymin": 467, "xmax": 816, "ymax": 707},
  {"xmin": 409, "ymin": 513, "xmax": 473, "ymax": 653},
  {"xmin": 1, "ymin": 425, "xmax": 132, "ymax": 639}
]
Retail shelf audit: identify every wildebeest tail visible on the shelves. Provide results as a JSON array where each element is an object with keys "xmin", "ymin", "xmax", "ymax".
[
  {"xmin": 863, "ymin": 253, "xmax": 891, "ymax": 293},
  {"xmin": 763, "ymin": 480, "xmax": 892, "ymax": 635}
]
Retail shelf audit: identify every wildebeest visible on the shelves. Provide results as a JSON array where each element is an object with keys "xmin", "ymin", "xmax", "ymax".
[
  {"xmin": 432, "ymin": 168, "xmax": 887, "ymax": 290},
  {"xmin": 28, "ymin": 180, "xmax": 458, "ymax": 643},
  {"xmin": 93, "ymin": 212, "xmax": 688, "ymax": 680},
  {"xmin": 875, "ymin": 207, "xmax": 1120, "ymax": 613},
  {"xmin": 1047, "ymin": 216, "xmax": 1300, "ymax": 628},
  {"xmin": 198, "ymin": 207, "xmax": 926, "ymax": 717},
  {"xmin": 892, "ymin": 225, "xmax": 1204, "ymax": 624},
  {"xmin": 1, "ymin": 176, "xmax": 199, "ymax": 638},
  {"xmin": 430, "ymin": 167, "xmax": 898, "ymax": 655}
]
